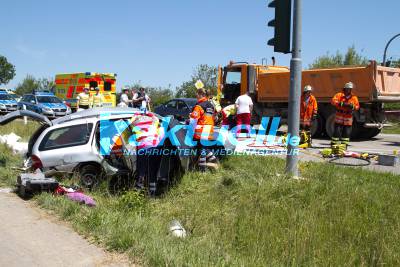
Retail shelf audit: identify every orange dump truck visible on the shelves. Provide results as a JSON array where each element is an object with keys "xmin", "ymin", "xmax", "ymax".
[{"xmin": 218, "ymin": 61, "xmax": 400, "ymax": 138}]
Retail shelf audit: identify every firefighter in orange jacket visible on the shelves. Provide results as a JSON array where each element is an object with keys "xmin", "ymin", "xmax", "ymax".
[
  {"xmin": 331, "ymin": 82, "xmax": 360, "ymax": 149},
  {"xmin": 190, "ymin": 88, "xmax": 216, "ymax": 171},
  {"xmin": 300, "ymin": 85, "xmax": 318, "ymax": 146}
]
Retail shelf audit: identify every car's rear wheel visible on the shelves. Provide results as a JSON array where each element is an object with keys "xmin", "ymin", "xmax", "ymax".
[{"xmin": 79, "ymin": 164, "xmax": 101, "ymax": 189}]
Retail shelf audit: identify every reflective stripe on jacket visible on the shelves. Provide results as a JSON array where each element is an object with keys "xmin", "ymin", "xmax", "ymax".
[
  {"xmin": 190, "ymin": 97, "xmax": 215, "ymax": 140},
  {"xmin": 331, "ymin": 92, "xmax": 360, "ymax": 126},
  {"xmin": 300, "ymin": 94, "xmax": 318, "ymax": 126},
  {"xmin": 92, "ymin": 94, "xmax": 103, "ymax": 107},
  {"xmin": 77, "ymin": 92, "xmax": 90, "ymax": 106}
]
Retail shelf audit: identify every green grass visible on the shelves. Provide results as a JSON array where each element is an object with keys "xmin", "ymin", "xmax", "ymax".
[
  {"xmin": 382, "ymin": 122, "xmax": 400, "ymax": 134},
  {"xmin": 0, "ymin": 144, "xmax": 23, "ymax": 187},
  {"xmin": 0, "ymin": 120, "xmax": 40, "ymax": 141},
  {"xmin": 0, "ymin": 120, "xmax": 39, "ymax": 186},
  {"xmin": 385, "ymin": 102, "xmax": 400, "ymax": 110},
  {"xmin": 33, "ymin": 156, "xmax": 400, "ymax": 266}
]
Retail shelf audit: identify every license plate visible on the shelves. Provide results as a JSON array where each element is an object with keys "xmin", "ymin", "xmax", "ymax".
[{"xmin": 55, "ymin": 112, "xmax": 65, "ymax": 116}]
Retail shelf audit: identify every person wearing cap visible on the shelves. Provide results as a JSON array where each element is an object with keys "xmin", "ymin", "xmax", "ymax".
[
  {"xmin": 331, "ymin": 82, "xmax": 360, "ymax": 149},
  {"xmin": 118, "ymin": 87, "xmax": 131, "ymax": 107},
  {"xmin": 76, "ymin": 87, "xmax": 90, "ymax": 110},
  {"xmin": 300, "ymin": 85, "xmax": 318, "ymax": 147},
  {"xmin": 91, "ymin": 87, "xmax": 103, "ymax": 108}
]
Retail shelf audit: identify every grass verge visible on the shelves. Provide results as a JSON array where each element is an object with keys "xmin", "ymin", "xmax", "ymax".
[
  {"xmin": 0, "ymin": 144, "xmax": 23, "ymax": 187},
  {"xmin": 0, "ymin": 120, "xmax": 40, "ymax": 141},
  {"xmin": 33, "ymin": 156, "xmax": 400, "ymax": 266},
  {"xmin": 383, "ymin": 121, "xmax": 400, "ymax": 134}
]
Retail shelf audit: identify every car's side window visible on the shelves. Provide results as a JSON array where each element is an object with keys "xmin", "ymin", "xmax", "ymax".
[
  {"xmin": 39, "ymin": 123, "xmax": 93, "ymax": 151},
  {"xmin": 177, "ymin": 101, "xmax": 187, "ymax": 110},
  {"xmin": 166, "ymin": 100, "xmax": 177, "ymax": 109}
]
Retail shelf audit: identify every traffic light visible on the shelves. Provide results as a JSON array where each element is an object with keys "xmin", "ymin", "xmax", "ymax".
[{"xmin": 267, "ymin": 0, "xmax": 292, "ymax": 54}]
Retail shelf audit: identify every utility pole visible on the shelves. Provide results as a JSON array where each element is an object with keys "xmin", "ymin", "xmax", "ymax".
[
  {"xmin": 382, "ymin": 33, "xmax": 400, "ymax": 66},
  {"xmin": 285, "ymin": 0, "xmax": 302, "ymax": 177}
]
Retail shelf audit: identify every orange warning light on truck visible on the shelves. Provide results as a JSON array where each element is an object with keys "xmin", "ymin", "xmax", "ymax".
[{"xmin": 54, "ymin": 72, "xmax": 117, "ymax": 111}]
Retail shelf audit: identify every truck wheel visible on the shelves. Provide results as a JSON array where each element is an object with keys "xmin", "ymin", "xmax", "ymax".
[
  {"xmin": 325, "ymin": 114, "xmax": 362, "ymax": 139},
  {"xmin": 311, "ymin": 115, "xmax": 324, "ymax": 137},
  {"xmin": 79, "ymin": 164, "xmax": 101, "ymax": 189},
  {"xmin": 325, "ymin": 114, "xmax": 336, "ymax": 138},
  {"xmin": 360, "ymin": 128, "xmax": 381, "ymax": 139}
]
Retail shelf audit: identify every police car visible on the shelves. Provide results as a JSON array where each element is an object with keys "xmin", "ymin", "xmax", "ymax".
[
  {"xmin": 0, "ymin": 91, "xmax": 18, "ymax": 114},
  {"xmin": 18, "ymin": 91, "xmax": 71, "ymax": 119}
]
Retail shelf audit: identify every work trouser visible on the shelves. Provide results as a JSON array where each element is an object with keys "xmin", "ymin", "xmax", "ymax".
[
  {"xmin": 136, "ymin": 147, "xmax": 161, "ymax": 196},
  {"xmin": 331, "ymin": 123, "xmax": 352, "ymax": 148},
  {"xmin": 300, "ymin": 124, "xmax": 312, "ymax": 146},
  {"xmin": 79, "ymin": 105, "xmax": 90, "ymax": 110},
  {"xmin": 195, "ymin": 143, "xmax": 217, "ymax": 172}
]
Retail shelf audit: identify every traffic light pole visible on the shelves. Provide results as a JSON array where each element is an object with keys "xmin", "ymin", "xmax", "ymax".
[{"xmin": 285, "ymin": 0, "xmax": 302, "ymax": 177}]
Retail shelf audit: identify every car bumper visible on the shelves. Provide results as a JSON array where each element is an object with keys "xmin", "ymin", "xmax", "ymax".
[
  {"xmin": 0, "ymin": 106, "xmax": 18, "ymax": 113},
  {"xmin": 42, "ymin": 110, "xmax": 71, "ymax": 118}
]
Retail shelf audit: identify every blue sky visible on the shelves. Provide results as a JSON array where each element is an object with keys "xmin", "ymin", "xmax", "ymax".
[{"xmin": 1, "ymin": 0, "xmax": 400, "ymax": 91}]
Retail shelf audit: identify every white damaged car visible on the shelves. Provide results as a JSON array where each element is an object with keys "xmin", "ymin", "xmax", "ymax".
[{"xmin": 0, "ymin": 108, "xmax": 192, "ymax": 191}]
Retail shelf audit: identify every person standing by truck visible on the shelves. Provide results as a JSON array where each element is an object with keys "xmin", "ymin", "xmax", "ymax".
[
  {"xmin": 235, "ymin": 92, "xmax": 253, "ymax": 137},
  {"xmin": 300, "ymin": 85, "xmax": 318, "ymax": 147},
  {"xmin": 76, "ymin": 87, "xmax": 90, "ymax": 110},
  {"xmin": 330, "ymin": 82, "xmax": 360, "ymax": 149},
  {"xmin": 91, "ymin": 87, "xmax": 103, "ymax": 108}
]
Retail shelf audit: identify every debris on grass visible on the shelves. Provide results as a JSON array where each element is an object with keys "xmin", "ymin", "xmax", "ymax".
[{"xmin": 0, "ymin": 133, "xmax": 28, "ymax": 155}]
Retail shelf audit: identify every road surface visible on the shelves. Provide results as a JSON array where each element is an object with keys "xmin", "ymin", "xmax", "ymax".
[
  {"xmin": 235, "ymin": 133, "xmax": 400, "ymax": 175},
  {"xmin": 0, "ymin": 191, "xmax": 131, "ymax": 267}
]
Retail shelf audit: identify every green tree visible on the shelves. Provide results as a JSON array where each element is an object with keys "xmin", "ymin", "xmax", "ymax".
[
  {"xmin": 176, "ymin": 64, "xmax": 218, "ymax": 98},
  {"xmin": 309, "ymin": 46, "xmax": 369, "ymax": 69},
  {"xmin": 14, "ymin": 75, "xmax": 54, "ymax": 95},
  {"xmin": 38, "ymin": 77, "xmax": 55, "ymax": 92},
  {"xmin": 146, "ymin": 86, "xmax": 174, "ymax": 107},
  {"xmin": 0, "ymin": 55, "xmax": 16, "ymax": 85},
  {"xmin": 15, "ymin": 75, "xmax": 40, "ymax": 95}
]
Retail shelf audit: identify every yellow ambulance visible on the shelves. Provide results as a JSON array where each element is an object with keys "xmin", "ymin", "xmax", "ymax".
[{"xmin": 54, "ymin": 72, "xmax": 117, "ymax": 111}]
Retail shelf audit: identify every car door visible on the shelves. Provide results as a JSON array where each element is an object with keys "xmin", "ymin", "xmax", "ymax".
[
  {"xmin": 176, "ymin": 100, "xmax": 190, "ymax": 121},
  {"xmin": 25, "ymin": 95, "xmax": 36, "ymax": 111},
  {"xmin": 164, "ymin": 100, "xmax": 177, "ymax": 117},
  {"xmin": 35, "ymin": 122, "xmax": 95, "ymax": 170}
]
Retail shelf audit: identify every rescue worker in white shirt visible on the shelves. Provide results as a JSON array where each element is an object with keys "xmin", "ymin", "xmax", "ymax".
[
  {"xmin": 118, "ymin": 87, "xmax": 131, "ymax": 107},
  {"xmin": 133, "ymin": 87, "xmax": 151, "ymax": 113},
  {"xmin": 235, "ymin": 92, "xmax": 253, "ymax": 137},
  {"xmin": 91, "ymin": 87, "xmax": 103, "ymax": 108},
  {"xmin": 77, "ymin": 87, "xmax": 90, "ymax": 110}
]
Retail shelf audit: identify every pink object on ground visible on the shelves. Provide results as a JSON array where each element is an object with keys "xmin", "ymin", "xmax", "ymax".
[{"xmin": 66, "ymin": 192, "xmax": 96, "ymax": 207}]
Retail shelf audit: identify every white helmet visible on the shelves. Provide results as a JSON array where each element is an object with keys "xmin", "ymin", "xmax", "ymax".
[
  {"xmin": 344, "ymin": 82, "xmax": 354, "ymax": 89},
  {"xmin": 303, "ymin": 85, "xmax": 313, "ymax": 92}
]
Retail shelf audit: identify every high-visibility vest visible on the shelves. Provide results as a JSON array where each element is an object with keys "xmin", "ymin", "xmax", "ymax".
[
  {"xmin": 92, "ymin": 93, "xmax": 103, "ymax": 107},
  {"xmin": 77, "ymin": 92, "xmax": 90, "ymax": 106},
  {"xmin": 331, "ymin": 92, "xmax": 360, "ymax": 126}
]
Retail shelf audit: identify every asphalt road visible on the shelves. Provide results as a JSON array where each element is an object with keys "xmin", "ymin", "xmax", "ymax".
[
  {"xmin": 235, "ymin": 133, "xmax": 400, "ymax": 175},
  {"xmin": 0, "ymin": 191, "xmax": 130, "ymax": 267}
]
